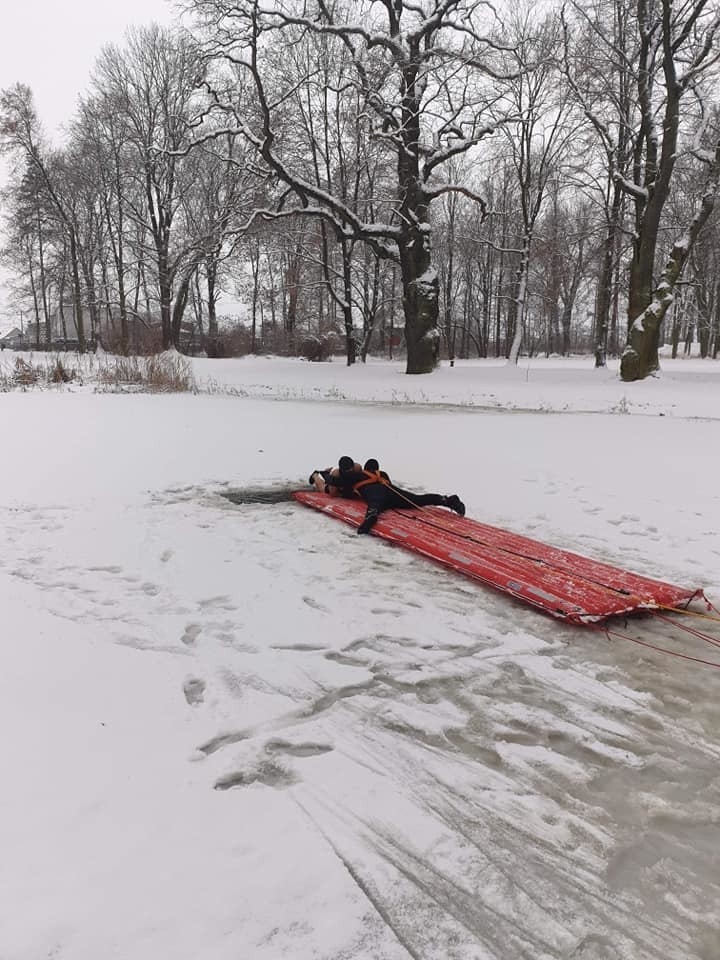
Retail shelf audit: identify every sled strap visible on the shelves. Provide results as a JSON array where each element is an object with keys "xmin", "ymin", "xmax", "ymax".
[{"xmin": 352, "ymin": 470, "xmax": 390, "ymax": 495}]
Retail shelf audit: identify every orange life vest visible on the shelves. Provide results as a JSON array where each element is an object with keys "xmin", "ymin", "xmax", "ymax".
[{"xmin": 352, "ymin": 469, "xmax": 390, "ymax": 495}]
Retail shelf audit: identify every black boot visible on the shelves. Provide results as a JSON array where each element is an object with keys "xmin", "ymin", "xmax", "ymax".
[
  {"xmin": 357, "ymin": 507, "xmax": 379, "ymax": 534},
  {"xmin": 444, "ymin": 495, "xmax": 465, "ymax": 517}
]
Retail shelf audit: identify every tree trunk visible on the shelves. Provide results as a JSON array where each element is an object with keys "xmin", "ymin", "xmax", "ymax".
[
  {"xmin": 26, "ymin": 240, "xmax": 42, "ymax": 349},
  {"xmin": 69, "ymin": 229, "xmax": 86, "ymax": 352},
  {"xmin": 619, "ymin": 67, "xmax": 682, "ymax": 380},
  {"xmin": 400, "ymin": 256, "xmax": 439, "ymax": 373},
  {"xmin": 561, "ymin": 300, "xmax": 572, "ymax": 356},
  {"xmin": 712, "ymin": 278, "xmax": 720, "ymax": 359},
  {"xmin": 36, "ymin": 209, "xmax": 52, "ymax": 347},
  {"xmin": 58, "ymin": 273, "xmax": 68, "ymax": 345},
  {"xmin": 206, "ymin": 261, "xmax": 218, "ymax": 338},
  {"xmin": 399, "ymin": 217, "xmax": 440, "ymax": 372},
  {"xmin": 250, "ymin": 240, "xmax": 260, "ymax": 353},
  {"xmin": 157, "ymin": 243, "xmax": 173, "ymax": 349},
  {"xmin": 107, "ymin": 206, "xmax": 129, "ymax": 354},
  {"xmin": 100, "ymin": 259, "xmax": 115, "ymax": 341},
  {"xmin": 340, "ymin": 240, "xmax": 356, "ymax": 366},
  {"xmin": 396, "ymin": 45, "xmax": 440, "ymax": 375},
  {"xmin": 443, "ymin": 225, "xmax": 456, "ymax": 363},
  {"xmin": 360, "ymin": 254, "xmax": 381, "ymax": 363},
  {"xmin": 80, "ymin": 258, "xmax": 99, "ymax": 348},
  {"xmin": 507, "ymin": 238, "xmax": 530, "ymax": 364},
  {"xmin": 670, "ymin": 298, "xmax": 681, "ymax": 358},
  {"xmin": 621, "ymin": 163, "xmax": 719, "ymax": 380},
  {"xmin": 171, "ymin": 272, "xmax": 192, "ymax": 348},
  {"xmin": 594, "ymin": 187, "xmax": 622, "ymax": 367}
]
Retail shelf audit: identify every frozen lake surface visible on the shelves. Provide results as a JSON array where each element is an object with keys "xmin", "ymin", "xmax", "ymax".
[{"xmin": 1, "ymin": 355, "xmax": 719, "ymax": 959}]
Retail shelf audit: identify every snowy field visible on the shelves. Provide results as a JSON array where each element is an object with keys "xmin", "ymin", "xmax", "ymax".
[{"xmin": 1, "ymin": 354, "xmax": 719, "ymax": 960}]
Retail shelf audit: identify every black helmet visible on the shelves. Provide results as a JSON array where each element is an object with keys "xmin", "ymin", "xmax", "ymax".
[
  {"xmin": 338, "ymin": 456, "xmax": 355, "ymax": 472},
  {"xmin": 364, "ymin": 458, "xmax": 379, "ymax": 472}
]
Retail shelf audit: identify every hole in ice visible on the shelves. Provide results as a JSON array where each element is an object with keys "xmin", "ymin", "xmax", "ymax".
[{"xmin": 221, "ymin": 483, "xmax": 301, "ymax": 505}]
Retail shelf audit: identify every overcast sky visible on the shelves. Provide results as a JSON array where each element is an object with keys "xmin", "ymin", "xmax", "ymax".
[
  {"xmin": 1, "ymin": 0, "xmax": 176, "ymax": 137},
  {"xmin": 1, "ymin": 0, "xmax": 177, "ymax": 319}
]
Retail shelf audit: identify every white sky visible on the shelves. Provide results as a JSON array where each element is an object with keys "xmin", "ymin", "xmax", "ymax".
[
  {"xmin": 0, "ymin": 0, "xmax": 178, "ymax": 317},
  {"xmin": 1, "ymin": 0, "xmax": 176, "ymax": 138}
]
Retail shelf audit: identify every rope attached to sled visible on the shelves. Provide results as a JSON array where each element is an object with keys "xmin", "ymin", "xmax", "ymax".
[
  {"xmin": 595, "ymin": 622, "xmax": 720, "ymax": 670},
  {"xmin": 657, "ymin": 593, "xmax": 720, "ymax": 623}
]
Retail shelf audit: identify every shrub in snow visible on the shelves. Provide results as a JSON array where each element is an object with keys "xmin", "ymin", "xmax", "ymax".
[
  {"xmin": 97, "ymin": 353, "xmax": 195, "ymax": 393},
  {"xmin": 299, "ymin": 332, "xmax": 339, "ymax": 362}
]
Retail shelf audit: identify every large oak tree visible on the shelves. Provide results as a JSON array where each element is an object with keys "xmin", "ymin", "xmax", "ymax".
[{"xmin": 190, "ymin": 0, "xmax": 523, "ymax": 373}]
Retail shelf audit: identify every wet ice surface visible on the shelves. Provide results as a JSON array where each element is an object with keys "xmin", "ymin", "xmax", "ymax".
[
  {"xmin": 194, "ymin": 508, "xmax": 720, "ymax": 960},
  {"xmin": 1, "ymin": 386, "xmax": 719, "ymax": 960}
]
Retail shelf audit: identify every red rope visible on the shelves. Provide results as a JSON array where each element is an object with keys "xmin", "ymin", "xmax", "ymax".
[
  {"xmin": 703, "ymin": 592, "xmax": 720, "ymax": 617},
  {"xmin": 651, "ymin": 612, "xmax": 720, "ymax": 648},
  {"xmin": 597, "ymin": 624, "xmax": 720, "ymax": 670}
]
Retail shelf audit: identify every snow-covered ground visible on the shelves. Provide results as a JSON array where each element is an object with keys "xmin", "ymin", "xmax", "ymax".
[{"xmin": 1, "ymin": 354, "xmax": 719, "ymax": 960}]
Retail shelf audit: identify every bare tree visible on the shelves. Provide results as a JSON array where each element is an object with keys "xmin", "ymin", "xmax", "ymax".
[
  {"xmin": 493, "ymin": 10, "xmax": 577, "ymax": 363},
  {"xmin": 564, "ymin": 0, "xmax": 720, "ymax": 380},
  {"xmin": 90, "ymin": 26, "xmax": 206, "ymax": 349},
  {"xmin": 1, "ymin": 84, "xmax": 89, "ymax": 351},
  {"xmin": 76, "ymin": 94, "xmax": 134, "ymax": 352},
  {"xmin": 561, "ymin": 0, "xmax": 635, "ymax": 367},
  {"xmin": 189, "ymin": 0, "xmax": 524, "ymax": 373}
]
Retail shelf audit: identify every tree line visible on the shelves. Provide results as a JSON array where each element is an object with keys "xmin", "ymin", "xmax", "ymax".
[{"xmin": 2, "ymin": 0, "xmax": 720, "ymax": 380}]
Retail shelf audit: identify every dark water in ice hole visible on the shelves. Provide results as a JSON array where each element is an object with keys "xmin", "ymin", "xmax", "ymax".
[{"xmin": 221, "ymin": 484, "xmax": 303, "ymax": 505}]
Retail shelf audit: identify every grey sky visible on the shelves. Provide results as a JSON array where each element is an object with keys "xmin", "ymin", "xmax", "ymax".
[
  {"xmin": 1, "ymin": 0, "xmax": 175, "ymax": 136},
  {"xmin": 1, "ymin": 0, "xmax": 176, "ymax": 318}
]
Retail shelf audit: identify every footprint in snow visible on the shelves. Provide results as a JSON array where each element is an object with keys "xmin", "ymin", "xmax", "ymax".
[
  {"xmin": 198, "ymin": 594, "xmax": 237, "ymax": 612},
  {"xmin": 271, "ymin": 642, "xmax": 327, "ymax": 652},
  {"xmin": 265, "ymin": 738, "xmax": 334, "ymax": 758},
  {"xmin": 302, "ymin": 595, "xmax": 330, "ymax": 612},
  {"xmin": 214, "ymin": 760, "xmax": 298, "ymax": 791},
  {"xmin": 181, "ymin": 623, "xmax": 202, "ymax": 646},
  {"xmin": 183, "ymin": 677, "xmax": 206, "ymax": 706}
]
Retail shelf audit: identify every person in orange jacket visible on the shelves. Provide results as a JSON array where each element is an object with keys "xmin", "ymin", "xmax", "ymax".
[{"xmin": 309, "ymin": 456, "xmax": 465, "ymax": 534}]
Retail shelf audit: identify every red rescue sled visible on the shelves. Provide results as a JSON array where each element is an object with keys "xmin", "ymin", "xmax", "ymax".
[{"xmin": 292, "ymin": 492, "xmax": 701, "ymax": 625}]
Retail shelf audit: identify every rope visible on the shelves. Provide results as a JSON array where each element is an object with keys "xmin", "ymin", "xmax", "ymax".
[
  {"xmin": 656, "ymin": 595, "xmax": 720, "ymax": 623},
  {"xmin": 383, "ymin": 480, "xmax": 435, "ymax": 512},
  {"xmin": 651, "ymin": 612, "xmax": 720, "ymax": 648},
  {"xmin": 596, "ymin": 624, "xmax": 720, "ymax": 670}
]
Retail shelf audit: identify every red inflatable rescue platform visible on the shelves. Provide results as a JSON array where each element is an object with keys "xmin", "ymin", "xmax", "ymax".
[{"xmin": 292, "ymin": 492, "xmax": 701, "ymax": 625}]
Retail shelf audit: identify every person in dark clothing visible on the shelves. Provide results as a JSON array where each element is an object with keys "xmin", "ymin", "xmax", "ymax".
[
  {"xmin": 308, "ymin": 467, "xmax": 333, "ymax": 490},
  {"xmin": 309, "ymin": 455, "xmax": 375, "ymax": 498},
  {"xmin": 362, "ymin": 458, "xmax": 390, "ymax": 481},
  {"xmin": 315, "ymin": 456, "xmax": 465, "ymax": 534},
  {"xmin": 308, "ymin": 456, "xmax": 363, "ymax": 496}
]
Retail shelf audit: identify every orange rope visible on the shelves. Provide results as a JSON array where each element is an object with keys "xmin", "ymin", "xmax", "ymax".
[
  {"xmin": 657, "ymin": 598, "xmax": 720, "ymax": 623},
  {"xmin": 598, "ymin": 625, "xmax": 720, "ymax": 670},
  {"xmin": 651, "ymin": 612, "xmax": 720, "ymax": 648}
]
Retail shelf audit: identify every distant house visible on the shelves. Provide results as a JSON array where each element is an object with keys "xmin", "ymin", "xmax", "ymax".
[
  {"xmin": 24, "ymin": 303, "xmax": 83, "ymax": 348},
  {"xmin": 0, "ymin": 326, "xmax": 24, "ymax": 349}
]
